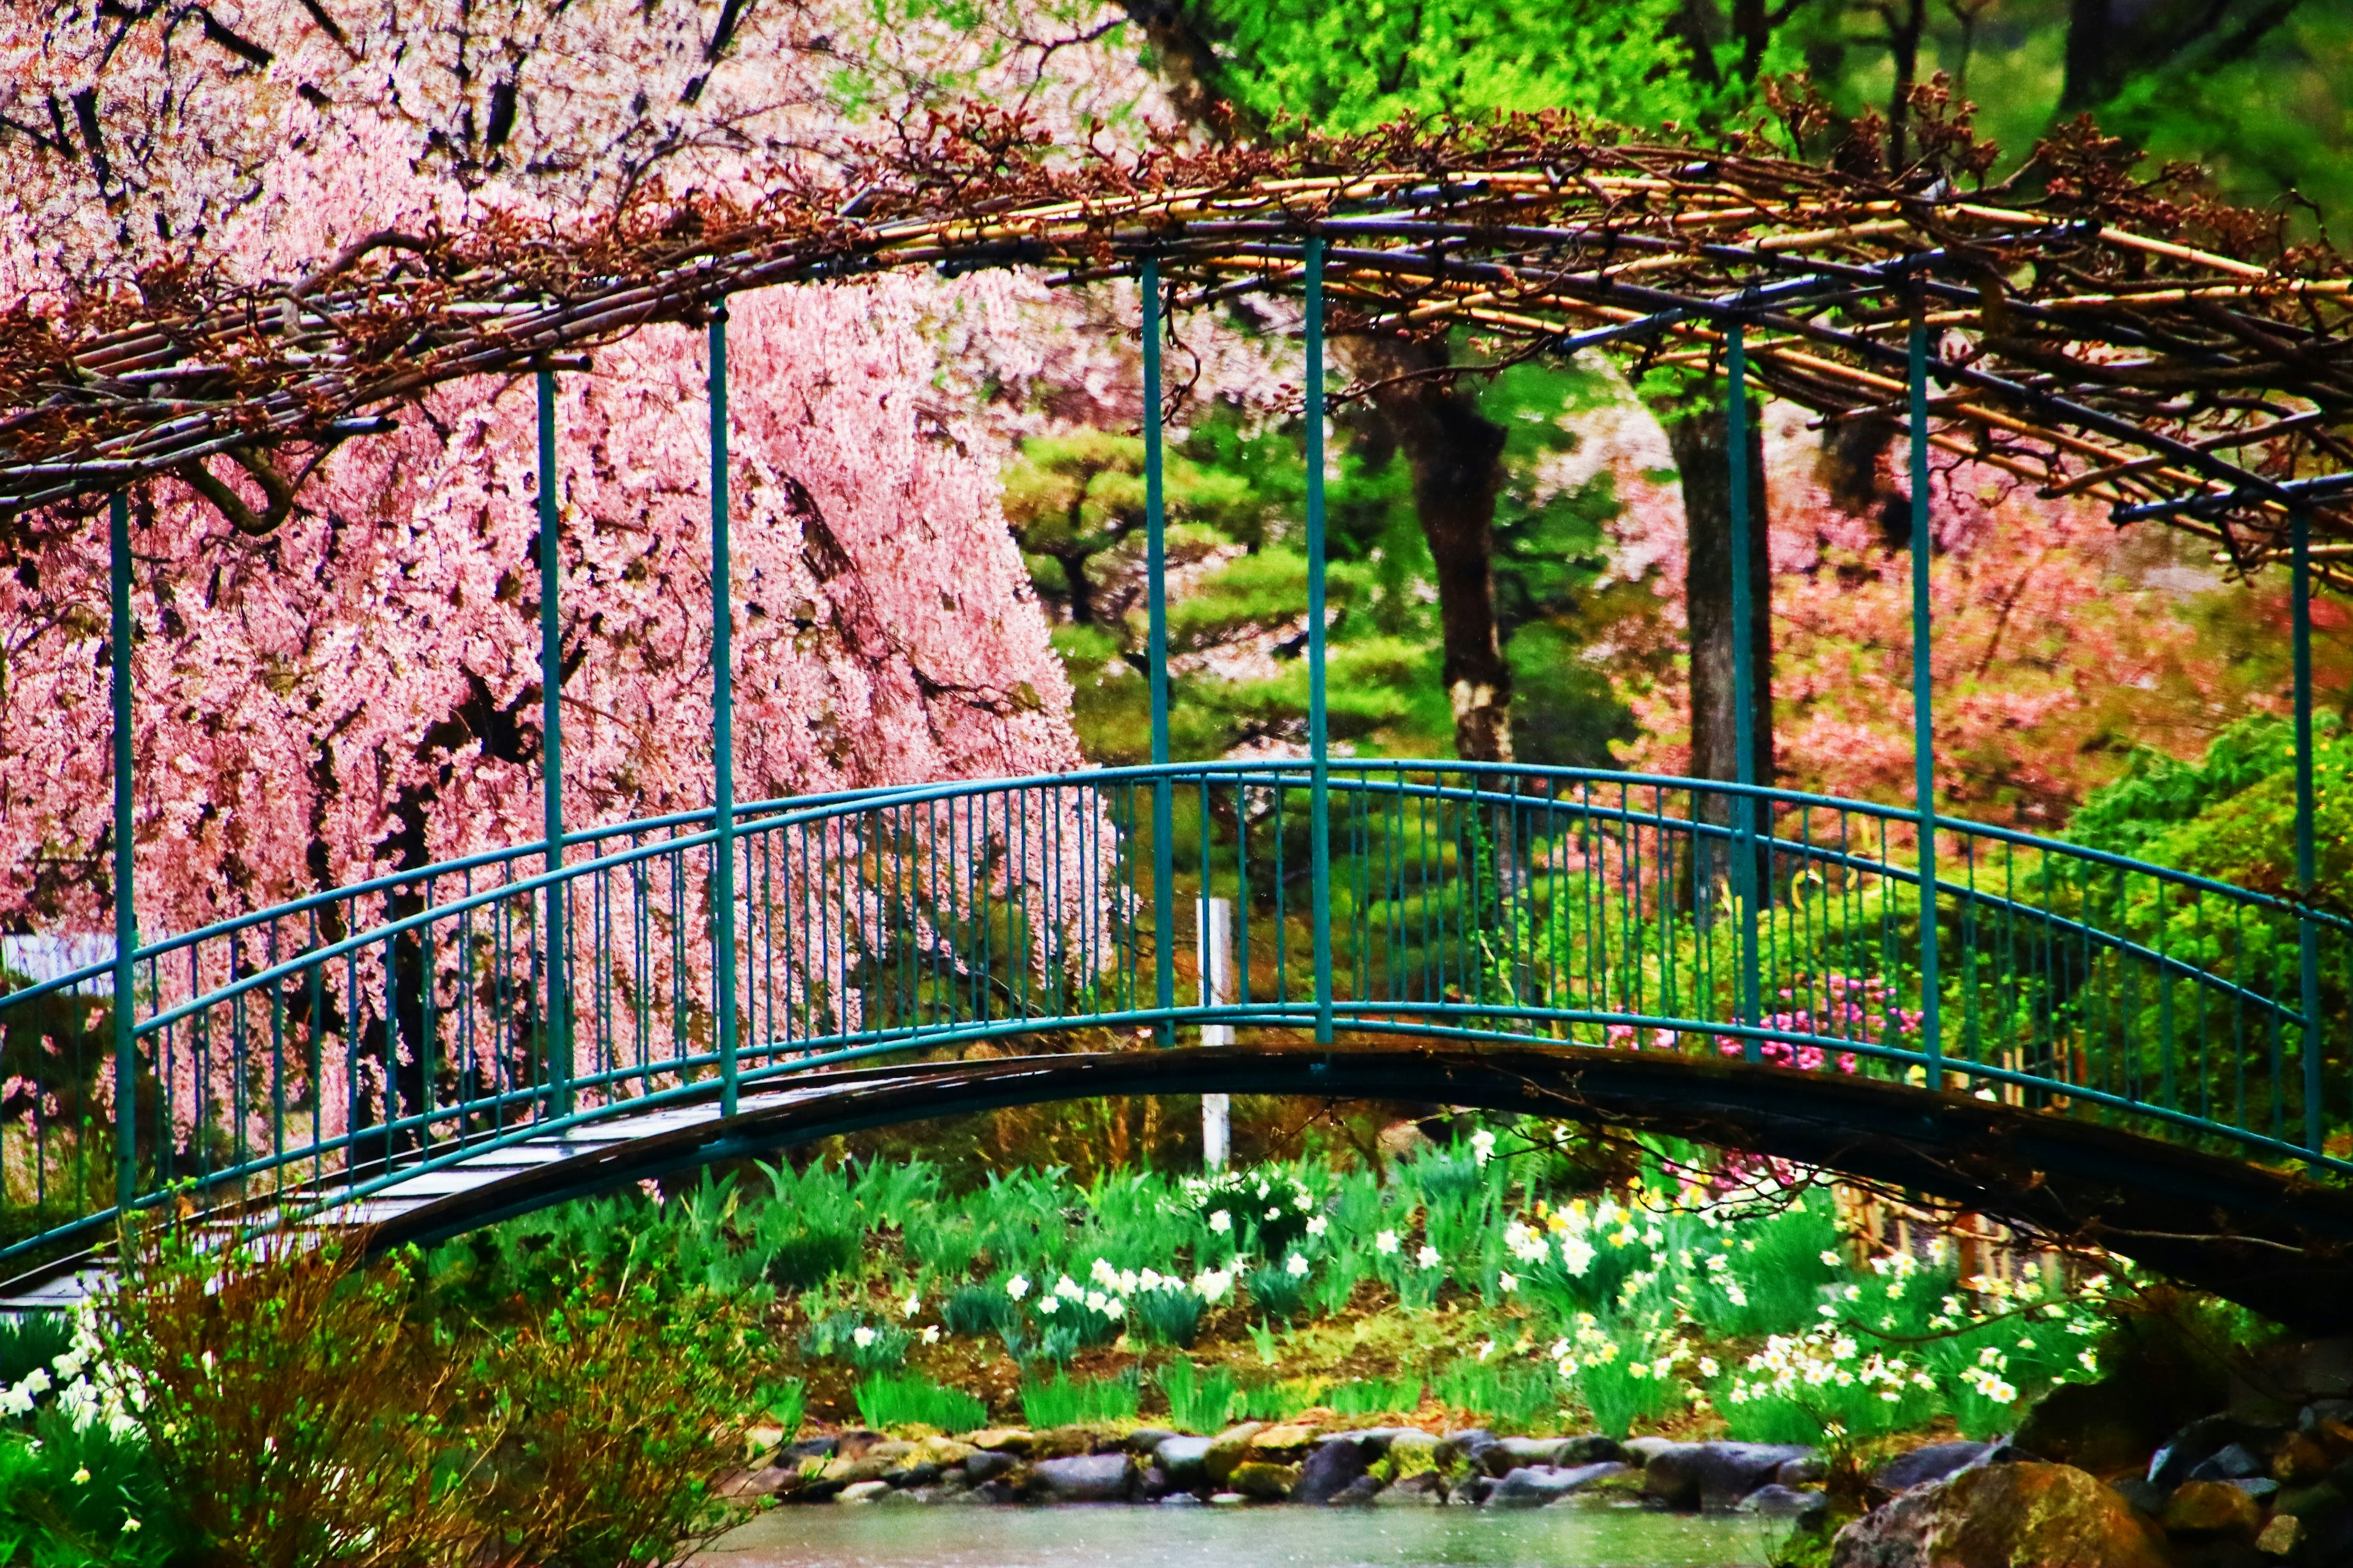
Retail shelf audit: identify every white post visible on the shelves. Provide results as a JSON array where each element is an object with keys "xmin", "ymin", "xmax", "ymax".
[{"xmin": 1197, "ymin": 895, "xmax": 1233, "ymax": 1170}]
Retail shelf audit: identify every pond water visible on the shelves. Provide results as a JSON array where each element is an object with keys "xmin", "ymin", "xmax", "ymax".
[{"xmin": 697, "ymin": 1505, "xmax": 1787, "ymax": 1568}]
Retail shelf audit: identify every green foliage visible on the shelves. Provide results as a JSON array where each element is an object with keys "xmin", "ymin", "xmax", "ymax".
[
  {"xmin": 941, "ymin": 1283, "xmax": 1020, "ymax": 1338},
  {"xmin": 1127, "ymin": 1283, "xmax": 1206, "ymax": 1348},
  {"xmin": 1020, "ymin": 1368, "xmax": 1141, "ymax": 1429},
  {"xmin": 1162, "ymin": 0, "xmax": 1723, "ymax": 134},
  {"xmin": 1320, "ymin": 1377, "xmax": 1423, "ymax": 1418},
  {"xmin": 1154, "ymin": 1360, "xmax": 1243, "ymax": 1433},
  {"xmin": 0, "ymin": 1415, "xmax": 177, "ymax": 1567},
  {"xmin": 855, "ymin": 1374, "xmax": 988, "ymax": 1434},
  {"xmin": 0, "ymin": 1313, "xmax": 70, "ymax": 1388},
  {"xmin": 1431, "ymin": 1358, "xmax": 1571, "ymax": 1434},
  {"xmin": 1243, "ymin": 1259, "xmax": 1313, "ymax": 1322},
  {"xmin": 1235, "ymin": 1379, "xmax": 1320, "ymax": 1422},
  {"xmin": 800, "ymin": 1311, "xmax": 912, "ymax": 1372}
]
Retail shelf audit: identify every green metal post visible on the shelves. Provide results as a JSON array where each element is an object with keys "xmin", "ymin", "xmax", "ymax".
[
  {"xmin": 1306, "ymin": 238, "xmax": 1333, "ymax": 1043},
  {"xmin": 2294, "ymin": 506, "xmax": 2323, "ymax": 1152},
  {"xmin": 1726, "ymin": 324, "xmax": 1762, "ymax": 1060},
  {"xmin": 537, "ymin": 368, "xmax": 572, "ymax": 1117},
  {"xmin": 1908, "ymin": 314, "xmax": 1944, "ymax": 1080},
  {"xmin": 108, "ymin": 491, "xmax": 137, "ymax": 1214},
  {"xmin": 711, "ymin": 309, "xmax": 740, "ymax": 1115},
  {"xmin": 1145, "ymin": 259, "xmax": 1175, "ymax": 1046}
]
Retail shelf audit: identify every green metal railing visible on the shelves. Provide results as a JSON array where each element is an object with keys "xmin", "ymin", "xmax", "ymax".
[
  {"xmin": 3, "ymin": 759, "xmax": 2347, "ymax": 1267},
  {"xmin": 5, "ymin": 238, "xmax": 2343, "ymax": 1273}
]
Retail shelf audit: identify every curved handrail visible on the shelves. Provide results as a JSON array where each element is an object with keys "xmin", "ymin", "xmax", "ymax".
[{"xmin": 2, "ymin": 759, "xmax": 2339, "ymax": 1269}]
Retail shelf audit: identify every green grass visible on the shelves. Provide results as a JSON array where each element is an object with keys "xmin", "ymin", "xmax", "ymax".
[
  {"xmin": 1156, "ymin": 1360, "xmax": 1242, "ymax": 1432},
  {"xmin": 1020, "ymin": 1368, "xmax": 1140, "ymax": 1428},
  {"xmin": 1320, "ymin": 1377, "xmax": 1423, "ymax": 1418},
  {"xmin": 856, "ymin": 1373, "xmax": 988, "ymax": 1433}
]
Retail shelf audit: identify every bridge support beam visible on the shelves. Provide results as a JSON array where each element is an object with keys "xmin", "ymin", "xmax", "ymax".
[
  {"xmin": 1909, "ymin": 310, "xmax": 1943, "ymax": 1080},
  {"xmin": 1145, "ymin": 259, "xmax": 1175, "ymax": 1048},
  {"xmin": 2294, "ymin": 506, "xmax": 2323, "ymax": 1153},
  {"xmin": 109, "ymin": 490, "xmax": 136, "ymax": 1214},
  {"xmin": 711, "ymin": 309, "xmax": 740, "ymax": 1115},
  {"xmin": 1726, "ymin": 325, "xmax": 1762, "ymax": 1060},
  {"xmin": 1306, "ymin": 238, "xmax": 1333, "ymax": 1045},
  {"xmin": 536, "ymin": 368, "xmax": 572, "ymax": 1118}
]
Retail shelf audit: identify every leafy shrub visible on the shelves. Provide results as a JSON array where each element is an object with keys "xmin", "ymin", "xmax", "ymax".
[
  {"xmin": 456, "ymin": 1271, "xmax": 762, "ymax": 1568},
  {"xmin": 1243, "ymin": 1258, "xmax": 1312, "ymax": 1321},
  {"xmin": 1128, "ymin": 1283, "xmax": 1205, "ymax": 1347},
  {"xmin": 770, "ymin": 1377, "xmax": 808, "ymax": 1439},
  {"xmin": 0, "ymin": 1414, "xmax": 178, "ymax": 1567},
  {"xmin": 1176, "ymin": 1168, "xmax": 1317, "ymax": 1260},
  {"xmin": 855, "ymin": 1374, "xmax": 988, "ymax": 1433},
  {"xmin": 1020, "ymin": 1368, "xmax": 1140, "ymax": 1428},
  {"xmin": 800, "ymin": 1312, "xmax": 910, "ymax": 1373},
  {"xmin": 0, "ymin": 1312, "xmax": 70, "ymax": 1387},
  {"xmin": 101, "ymin": 1230, "xmax": 461, "ymax": 1568},
  {"xmin": 941, "ymin": 1284, "xmax": 1020, "ymax": 1338},
  {"xmin": 1155, "ymin": 1360, "xmax": 1242, "ymax": 1433}
]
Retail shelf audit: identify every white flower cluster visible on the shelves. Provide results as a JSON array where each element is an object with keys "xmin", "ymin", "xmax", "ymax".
[
  {"xmin": 0, "ymin": 1305, "xmax": 145, "ymax": 1439},
  {"xmin": 1724, "ymin": 1324, "xmax": 1934, "ymax": 1410},
  {"xmin": 997, "ymin": 1256, "xmax": 1234, "ymax": 1325},
  {"xmin": 1549, "ymin": 1312, "xmax": 1675, "ymax": 1382}
]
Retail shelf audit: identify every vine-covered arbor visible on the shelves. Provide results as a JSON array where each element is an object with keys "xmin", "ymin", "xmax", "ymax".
[{"xmin": 6, "ymin": 112, "xmax": 2353, "ymax": 1314}]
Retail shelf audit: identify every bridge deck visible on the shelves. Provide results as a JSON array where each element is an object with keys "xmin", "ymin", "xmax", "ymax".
[{"xmin": 10, "ymin": 1046, "xmax": 2353, "ymax": 1332}]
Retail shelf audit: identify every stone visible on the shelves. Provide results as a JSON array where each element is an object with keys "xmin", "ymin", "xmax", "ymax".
[
  {"xmin": 1873, "ymin": 1441, "xmax": 1988, "ymax": 1497},
  {"xmin": 1345, "ymin": 1427, "xmax": 1412, "ymax": 1456},
  {"xmin": 2016, "ymin": 1381, "xmax": 2171, "ymax": 1476},
  {"xmin": 2232, "ymin": 1477, "xmax": 2281, "ymax": 1504},
  {"xmin": 1490, "ymin": 1462, "xmax": 1627, "ymax": 1508},
  {"xmin": 836, "ymin": 1480, "xmax": 893, "ymax": 1505},
  {"xmin": 1137, "ymin": 1467, "xmax": 1169, "ymax": 1502},
  {"xmin": 1328, "ymin": 1475, "xmax": 1385, "ymax": 1507},
  {"xmin": 782, "ymin": 1436, "xmax": 837, "ymax": 1461},
  {"xmin": 872, "ymin": 1487, "xmax": 924, "ymax": 1506},
  {"xmin": 1159, "ymin": 1491, "xmax": 1203, "ymax": 1507},
  {"xmin": 1229, "ymin": 1461, "xmax": 1300, "ymax": 1502},
  {"xmin": 2188, "ymin": 1441, "xmax": 2268, "ymax": 1483},
  {"xmin": 1457, "ymin": 1474, "xmax": 1494, "ymax": 1506},
  {"xmin": 882, "ymin": 1461, "xmax": 943, "ymax": 1489},
  {"xmin": 2159, "ymin": 1477, "xmax": 2265, "ymax": 1541},
  {"xmin": 1444, "ymin": 1428, "xmax": 1501, "ymax": 1469},
  {"xmin": 1207, "ymin": 1491, "xmax": 1249, "ymax": 1507},
  {"xmin": 2149, "ymin": 1416, "xmax": 2266, "ymax": 1491},
  {"xmin": 2271, "ymin": 1431, "xmax": 2333, "ymax": 1483},
  {"xmin": 1251, "ymin": 1422, "xmax": 1322, "ymax": 1455},
  {"xmin": 1779, "ymin": 1455, "xmax": 1829, "ymax": 1488},
  {"xmin": 818, "ymin": 1456, "xmax": 892, "ymax": 1487},
  {"xmin": 1030, "ymin": 1453, "xmax": 1135, "ymax": 1504},
  {"xmin": 1487, "ymin": 1436, "xmax": 1568, "ymax": 1475},
  {"xmin": 1738, "ymin": 1484, "xmax": 1829, "ymax": 1528},
  {"xmin": 914, "ymin": 1436, "xmax": 978, "ymax": 1468},
  {"xmin": 2108, "ymin": 1478, "xmax": 2167, "ymax": 1516},
  {"xmin": 1375, "ymin": 1471, "xmax": 1447, "ymax": 1506},
  {"xmin": 719, "ymin": 1466, "xmax": 795, "ymax": 1499},
  {"xmin": 964, "ymin": 1450, "xmax": 1020, "ymax": 1484},
  {"xmin": 1384, "ymin": 1430, "xmax": 1444, "ymax": 1477},
  {"xmin": 1643, "ymin": 1442, "xmax": 1814, "ymax": 1510},
  {"xmin": 1156, "ymin": 1435, "xmax": 1216, "ymax": 1487},
  {"xmin": 1558, "ymin": 1434, "xmax": 1626, "ymax": 1466},
  {"xmin": 1027, "ymin": 1426, "xmax": 1100, "ymax": 1461},
  {"xmin": 1204, "ymin": 1424, "xmax": 1265, "ymax": 1487},
  {"xmin": 969, "ymin": 1479, "xmax": 1017, "ymax": 1506},
  {"xmin": 1127, "ymin": 1428, "xmax": 1178, "ymax": 1453},
  {"xmin": 2254, "ymin": 1512, "xmax": 2300, "ymax": 1555},
  {"xmin": 2275, "ymin": 1479, "xmax": 2346, "ymax": 1518},
  {"xmin": 1830, "ymin": 1461, "xmax": 2171, "ymax": 1568},
  {"xmin": 962, "ymin": 1428, "xmax": 1036, "ymax": 1455},
  {"xmin": 1620, "ymin": 1435, "xmax": 1681, "ymax": 1466},
  {"xmin": 835, "ymin": 1430, "xmax": 892, "ymax": 1461},
  {"xmin": 1295, "ymin": 1437, "xmax": 1374, "ymax": 1505}
]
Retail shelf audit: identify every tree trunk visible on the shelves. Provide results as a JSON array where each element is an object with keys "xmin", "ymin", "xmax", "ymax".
[
  {"xmin": 1667, "ymin": 403, "xmax": 1772, "ymax": 795},
  {"xmin": 1350, "ymin": 335, "xmax": 1515, "ymax": 762}
]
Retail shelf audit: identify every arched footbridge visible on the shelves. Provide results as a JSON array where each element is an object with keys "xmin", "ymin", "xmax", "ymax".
[{"xmin": 7, "ymin": 762, "xmax": 2352, "ymax": 1328}]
